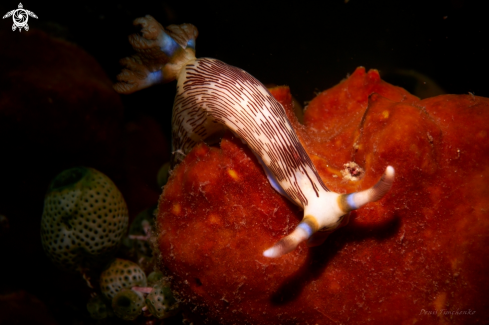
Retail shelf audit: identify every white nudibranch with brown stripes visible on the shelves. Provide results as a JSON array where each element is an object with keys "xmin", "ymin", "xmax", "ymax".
[{"xmin": 114, "ymin": 16, "xmax": 395, "ymax": 258}]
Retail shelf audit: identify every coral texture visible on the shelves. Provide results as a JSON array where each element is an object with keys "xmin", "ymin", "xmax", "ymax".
[
  {"xmin": 41, "ymin": 167, "xmax": 129, "ymax": 272},
  {"xmin": 157, "ymin": 67, "xmax": 489, "ymax": 324}
]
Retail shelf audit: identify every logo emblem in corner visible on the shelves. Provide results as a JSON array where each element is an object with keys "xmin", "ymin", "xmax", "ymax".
[{"xmin": 3, "ymin": 3, "xmax": 38, "ymax": 32}]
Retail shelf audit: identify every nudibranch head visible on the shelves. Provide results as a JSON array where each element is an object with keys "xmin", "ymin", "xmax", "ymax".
[
  {"xmin": 115, "ymin": 16, "xmax": 396, "ymax": 258},
  {"xmin": 263, "ymin": 166, "xmax": 395, "ymax": 258}
]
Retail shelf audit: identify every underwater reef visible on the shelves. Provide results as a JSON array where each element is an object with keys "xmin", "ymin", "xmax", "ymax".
[{"xmin": 1, "ymin": 3, "xmax": 488, "ymax": 324}]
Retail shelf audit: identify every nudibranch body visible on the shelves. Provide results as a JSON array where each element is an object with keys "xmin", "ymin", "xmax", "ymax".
[{"xmin": 115, "ymin": 16, "xmax": 395, "ymax": 258}]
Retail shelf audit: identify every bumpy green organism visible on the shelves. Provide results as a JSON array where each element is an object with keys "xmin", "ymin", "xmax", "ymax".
[
  {"xmin": 146, "ymin": 282, "xmax": 179, "ymax": 319},
  {"xmin": 40, "ymin": 167, "xmax": 129, "ymax": 271},
  {"xmin": 100, "ymin": 258, "xmax": 147, "ymax": 300},
  {"xmin": 112, "ymin": 289, "xmax": 144, "ymax": 321},
  {"xmin": 147, "ymin": 271, "xmax": 163, "ymax": 285},
  {"xmin": 86, "ymin": 294, "xmax": 111, "ymax": 320}
]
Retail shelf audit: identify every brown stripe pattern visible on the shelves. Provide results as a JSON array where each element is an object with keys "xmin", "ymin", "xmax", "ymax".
[{"xmin": 172, "ymin": 58, "xmax": 329, "ymax": 207}]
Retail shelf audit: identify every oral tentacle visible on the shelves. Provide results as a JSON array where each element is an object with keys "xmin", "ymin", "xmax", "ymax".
[
  {"xmin": 338, "ymin": 166, "xmax": 395, "ymax": 212},
  {"xmin": 263, "ymin": 218, "xmax": 315, "ymax": 258}
]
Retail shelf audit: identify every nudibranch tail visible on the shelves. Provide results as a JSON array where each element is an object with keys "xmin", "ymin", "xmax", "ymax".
[
  {"xmin": 114, "ymin": 15, "xmax": 198, "ymax": 94},
  {"xmin": 263, "ymin": 166, "xmax": 395, "ymax": 258}
]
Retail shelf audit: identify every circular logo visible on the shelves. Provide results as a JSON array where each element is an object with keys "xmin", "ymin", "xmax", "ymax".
[{"xmin": 13, "ymin": 10, "xmax": 28, "ymax": 28}]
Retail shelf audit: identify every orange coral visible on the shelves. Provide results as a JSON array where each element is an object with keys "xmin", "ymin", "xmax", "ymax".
[{"xmin": 157, "ymin": 67, "xmax": 489, "ymax": 324}]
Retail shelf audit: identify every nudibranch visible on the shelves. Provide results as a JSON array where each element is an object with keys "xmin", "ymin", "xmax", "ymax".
[{"xmin": 114, "ymin": 16, "xmax": 395, "ymax": 258}]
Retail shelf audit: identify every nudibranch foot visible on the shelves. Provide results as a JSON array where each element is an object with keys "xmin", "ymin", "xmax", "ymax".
[
  {"xmin": 263, "ymin": 166, "xmax": 395, "ymax": 258},
  {"xmin": 114, "ymin": 15, "xmax": 197, "ymax": 94}
]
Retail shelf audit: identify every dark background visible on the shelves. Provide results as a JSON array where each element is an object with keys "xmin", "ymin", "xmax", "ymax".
[
  {"xmin": 2, "ymin": 0, "xmax": 487, "ymax": 137},
  {"xmin": 0, "ymin": 0, "xmax": 488, "ymax": 324}
]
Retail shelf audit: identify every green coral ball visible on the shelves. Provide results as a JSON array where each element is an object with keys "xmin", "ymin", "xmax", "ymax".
[
  {"xmin": 40, "ymin": 167, "xmax": 129, "ymax": 271},
  {"xmin": 146, "ymin": 282, "xmax": 179, "ymax": 319},
  {"xmin": 86, "ymin": 295, "xmax": 110, "ymax": 320},
  {"xmin": 100, "ymin": 258, "xmax": 147, "ymax": 300},
  {"xmin": 147, "ymin": 271, "xmax": 163, "ymax": 285},
  {"xmin": 112, "ymin": 289, "xmax": 144, "ymax": 321}
]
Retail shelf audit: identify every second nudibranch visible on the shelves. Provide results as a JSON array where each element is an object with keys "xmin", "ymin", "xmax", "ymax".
[{"xmin": 114, "ymin": 16, "xmax": 395, "ymax": 258}]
